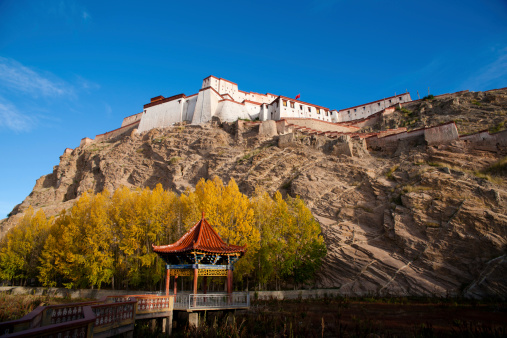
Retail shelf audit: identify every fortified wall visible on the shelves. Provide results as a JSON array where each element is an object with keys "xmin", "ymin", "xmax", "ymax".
[
  {"xmin": 69, "ymin": 77, "xmax": 506, "ymax": 160},
  {"xmin": 75, "ymin": 75, "xmax": 413, "ymax": 148}
]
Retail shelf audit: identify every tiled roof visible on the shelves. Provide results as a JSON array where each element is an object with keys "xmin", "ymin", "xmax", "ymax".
[{"xmin": 152, "ymin": 214, "xmax": 246, "ymax": 255}]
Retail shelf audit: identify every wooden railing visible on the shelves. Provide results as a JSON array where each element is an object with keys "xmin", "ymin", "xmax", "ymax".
[{"xmin": 0, "ymin": 295, "xmax": 173, "ymax": 337}]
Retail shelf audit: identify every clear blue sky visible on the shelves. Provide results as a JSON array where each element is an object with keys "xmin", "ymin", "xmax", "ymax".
[{"xmin": 1, "ymin": 0, "xmax": 506, "ymax": 218}]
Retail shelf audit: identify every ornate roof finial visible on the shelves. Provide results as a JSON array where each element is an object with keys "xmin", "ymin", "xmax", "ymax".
[{"xmin": 202, "ymin": 211, "xmax": 205, "ymax": 219}]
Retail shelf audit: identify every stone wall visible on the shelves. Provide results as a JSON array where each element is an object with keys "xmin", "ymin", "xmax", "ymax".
[
  {"xmin": 283, "ymin": 118, "xmax": 359, "ymax": 133},
  {"xmin": 95, "ymin": 121, "xmax": 140, "ymax": 143},
  {"xmin": 0, "ymin": 286, "xmax": 416, "ymax": 300},
  {"xmin": 460, "ymin": 129, "xmax": 507, "ymax": 152},
  {"xmin": 121, "ymin": 112, "xmax": 143, "ymax": 127},
  {"xmin": 79, "ymin": 137, "xmax": 94, "ymax": 147},
  {"xmin": 366, "ymin": 122, "xmax": 459, "ymax": 153},
  {"xmin": 424, "ymin": 122, "xmax": 459, "ymax": 145}
]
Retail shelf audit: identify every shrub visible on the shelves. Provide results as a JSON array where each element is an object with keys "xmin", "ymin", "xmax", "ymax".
[
  {"xmin": 169, "ymin": 156, "xmax": 181, "ymax": 164},
  {"xmin": 489, "ymin": 121, "xmax": 505, "ymax": 133},
  {"xmin": 385, "ymin": 165, "xmax": 399, "ymax": 180},
  {"xmin": 482, "ymin": 156, "xmax": 507, "ymax": 176},
  {"xmin": 422, "ymin": 94, "xmax": 434, "ymax": 101}
]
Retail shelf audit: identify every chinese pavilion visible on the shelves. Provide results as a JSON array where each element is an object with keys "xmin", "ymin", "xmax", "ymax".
[{"xmin": 152, "ymin": 213, "xmax": 246, "ymax": 296}]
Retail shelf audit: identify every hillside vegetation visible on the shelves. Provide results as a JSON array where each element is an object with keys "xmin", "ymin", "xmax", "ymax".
[
  {"xmin": 0, "ymin": 179, "xmax": 325, "ymax": 290},
  {"xmin": 1, "ymin": 89, "xmax": 506, "ymax": 298}
]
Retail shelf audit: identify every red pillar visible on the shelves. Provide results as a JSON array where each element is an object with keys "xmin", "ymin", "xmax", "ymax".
[
  {"xmin": 193, "ymin": 269, "xmax": 198, "ymax": 295},
  {"xmin": 227, "ymin": 270, "xmax": 233, "ymax": 304},
  {"xmin": 174, "ymin": 275, "xmax": 178, "ymax": 296},
  {"xmin": 165, "ymin": 269, "xmax": 170, "ymax": 296},
  {"xmin": 193, "ymin": 269, "xmax": 198, "ymax": 307}
]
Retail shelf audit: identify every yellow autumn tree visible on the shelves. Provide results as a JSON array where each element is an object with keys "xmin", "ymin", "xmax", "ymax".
[
  {"xmin": 39, "ymin": 191, "xmax": 115, "ymax": 289},
  {"xmin": 0, "ymin": 207, "xmax": 52, "ymax": 284},
  {"xmin": 181, "ymin": 177, "xmax": 260, "ymax": 280}
]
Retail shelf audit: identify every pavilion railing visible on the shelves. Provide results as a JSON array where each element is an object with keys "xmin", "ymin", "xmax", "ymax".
[{"xmin": 173, "ymin": 293, "xmax": 250, "ymax": 310}]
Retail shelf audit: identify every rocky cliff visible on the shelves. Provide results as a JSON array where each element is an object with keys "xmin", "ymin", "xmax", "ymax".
[{"xmin": 2, "ymin": 91, "xmax": 506, "ymax": 299}]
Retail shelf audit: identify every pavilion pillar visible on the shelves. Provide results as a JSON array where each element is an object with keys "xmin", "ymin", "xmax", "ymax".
[
  {"xmin": 193, "ymin": 268, "xmax": 198, "ymax": 307},
  {"xmin": 193, "ymin": 268, "xmax": 198, "ymax": 294},
  {"xmin": 227, "ymin": 269, "xmax": 233, "ymax": 304},
  {"xmin": 165, "ymin": 268, "xmax": 170, "ymax": 296},
  {"xmin": 174, "ymin": 275, "xmax": 178, "ymax": 295}
]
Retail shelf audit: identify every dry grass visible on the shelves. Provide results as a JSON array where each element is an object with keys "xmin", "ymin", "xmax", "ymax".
[{"xmin": 0, "ymin": 293, "xmax": 92, "ymax": 322}]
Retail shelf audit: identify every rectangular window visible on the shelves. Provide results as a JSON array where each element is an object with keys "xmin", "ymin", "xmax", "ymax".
[
  {"xmin": 389, "ymin": 99, "xmax": 392, "ymax": 103},
  {"xmin": 317, "ymin": 109, "xmax": 321, "ymax": 114},
  {"xmin": 290, "ymin": 102, "xmax": 295, "ymax": 108},
  {"xmin": 378, "ymin": 102, "xmax": 380, "ymax": 106},
  {"xmin": 399, "ymin": 97, "xmax": 402, "ymax": 101},
  {"xmin": 363, "ymin": 107, "xmax": 365, "ymax": 110},
  {"xmin": 308, "ymin": 107, "xmax": 311, "ymax": 112},
  {"xmin": 283, "ymin": 100, "xmax": 287, "ymax": 107},
  {"xmin": 300, "ymin": 105, "xmax": 303, "ymax": 110},
  {"xmin": 326, "ymin": 111, "xmax": 329, "ymax": 116},
  {"xmin": 354, "ymin": 109, "xmax": 357, "ymax": 112}
]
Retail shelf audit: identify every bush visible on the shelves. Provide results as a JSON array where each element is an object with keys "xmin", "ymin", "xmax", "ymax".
[
  {"xmin": 489, "ymin": 121, "xmax": 505, "ymax": 133},
  {"xmin": 422, "ymin": 94, "xmax": 434, "ymax": 101}
]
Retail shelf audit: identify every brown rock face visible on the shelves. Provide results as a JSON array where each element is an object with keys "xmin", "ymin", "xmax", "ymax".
[{"xmin": 1, "ymin": 121, "xmax": 506, "ymax": 299}]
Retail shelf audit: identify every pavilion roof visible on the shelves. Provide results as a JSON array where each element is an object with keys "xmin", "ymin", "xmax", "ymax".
[{"xmin": 152, "ymin": 214, "xmax": 246, "ymax": 255}]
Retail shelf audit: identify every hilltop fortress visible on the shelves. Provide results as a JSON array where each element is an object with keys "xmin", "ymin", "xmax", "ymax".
[
  {"xmin": 79, "ymin": 75, "xmax": 412, "ymax": 145},
  {"xmin": 136, "ymin": 75, "xmax": 411, "ymax": 130},
  {"xmin": 75, "ymin": 76, "xmax": 506, "ymax": 158}
]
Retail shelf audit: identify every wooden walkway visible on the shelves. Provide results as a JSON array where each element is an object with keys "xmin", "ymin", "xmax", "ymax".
[{"xmin": 0, "ymin": 292, "xmax": 250, "ymax": 337}]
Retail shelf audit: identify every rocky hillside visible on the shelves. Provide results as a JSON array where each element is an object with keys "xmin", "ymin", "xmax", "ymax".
[
  {"xmin": 369, "ymin": 88, "xmax": 507, "ymax": 134},
  {"xmin": 2, "ymin": 91, "xmax": 506, "ymax": 299}
]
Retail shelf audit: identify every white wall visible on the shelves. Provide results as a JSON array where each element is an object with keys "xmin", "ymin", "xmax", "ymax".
[
  {"xmin": 191, "ymin": 88, "xmax": 222, "ymax": 124},
  {"xmin": 121, "ymin": 112, "xmax": 143, "ymax": 127},
  {"xmin": 268, "ymin": 98, "xmax": 334, "ymax": 122},
  {"xmin": 337, "ymin": 93, "xmax": 412, "ymax": 122},
  {"xmin": 137, "ymin": 98, "xmax": 184, "ymax": 133},
  {"xmin": 216, "ymin": 101, "xmax": 249, "ymax": 121},
  {"xmin": 183, "ymin": 95, "xmax": 198, "ymax": 122}
]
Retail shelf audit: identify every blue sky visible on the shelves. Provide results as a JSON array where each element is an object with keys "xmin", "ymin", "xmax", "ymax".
[{"xmin": 0, "ymin": 0, "xmax": 506, "ymax": 218}]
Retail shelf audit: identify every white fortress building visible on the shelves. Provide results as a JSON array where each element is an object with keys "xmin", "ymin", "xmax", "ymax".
[{"xmin": 134, "ymin": 75, "xmax": 412, "ymax": 133}]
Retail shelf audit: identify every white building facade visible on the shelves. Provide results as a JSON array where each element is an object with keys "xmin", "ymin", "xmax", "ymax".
[
  {"xmin": 336, "ymin": 93, "xmax": 412, "ymax": 122},
  {"xmin": 135, "ymin": 75, "xmax": 412, "ymax": 133}
]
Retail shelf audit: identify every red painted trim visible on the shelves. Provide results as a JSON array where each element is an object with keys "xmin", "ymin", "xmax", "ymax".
[
  {"xmin": 272, "ymin": 96, "xmax": 331, "ymax": 111},
  {"xmin": 95, "ymin": 120, "xmax": 140, "ymax": 138},
  {"xmin": 123, "ymin": 112, "xmax": 143, "ymax": 119},
  {"xmin": 200, "ymin": 86, "xmax": 222, "ymax": 97},
  {"xmin": 203, "ymin": 75, "xmax": 219, "ymax": 82},
  {"xmin": 219, "ymin": 99, "xmax": 244, "ymax": 105},
  {"xmin": 243, "ymin": 100, "xmax": 262, "ymax": 106},
  {"xmin": 339, "ymin": 93, "xmax": 411, "ymax": 112},
  {"xmin": 219, "ymin": 77, "xmax": 238, "ymax": 86},
  {"xmin": 484, "ymin": 86, "xmax": 507, "ymax": 92},
  {"xmin": 144, "ymin": 94, "xmax": 186, "ymax": 109},
  {"xmin": 150, "ymin": 95, "xmax": 165, "ymax": 103}
]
